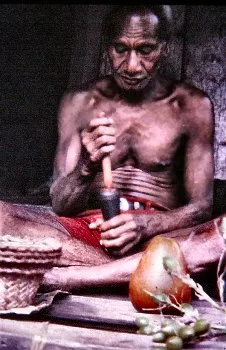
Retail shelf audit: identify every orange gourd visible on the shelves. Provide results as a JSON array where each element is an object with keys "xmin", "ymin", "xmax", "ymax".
[{"xmin": 129, "ymin": 236, "xmax": 191, "ymax": 313}]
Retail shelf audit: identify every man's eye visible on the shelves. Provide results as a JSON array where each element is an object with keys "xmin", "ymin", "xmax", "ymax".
[
  {"xmin": 138, "ymin": 44, "xmax": 158, "ymax": 55},
  {"xmin": 114, "ymin": 44, "xmax": 127, "ymax": 54}
]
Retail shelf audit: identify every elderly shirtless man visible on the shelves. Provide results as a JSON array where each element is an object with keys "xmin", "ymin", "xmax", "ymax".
[{"xmin": 0, "ymin": 5, "xmax": 225, "ymax": 292}]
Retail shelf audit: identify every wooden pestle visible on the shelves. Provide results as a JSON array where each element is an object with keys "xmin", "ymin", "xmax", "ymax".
[
  {"xmin": 99, "ymin": 112, "xmax": 120, "ymax": 220},
  {"xmin": 102, "ymin": 156, "xmax": 113, "ymax": 189},
  {"xmin": 100, "ymin": 156, "xmax": 120, "ymax": 220}
]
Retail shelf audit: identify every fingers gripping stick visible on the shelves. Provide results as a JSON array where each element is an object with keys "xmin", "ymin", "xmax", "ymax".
[{"xmin": 98, "ymin": 112, "xmax": 120, "ymax": 220}]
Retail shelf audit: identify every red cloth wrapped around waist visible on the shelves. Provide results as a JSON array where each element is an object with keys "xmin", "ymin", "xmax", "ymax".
[{"xmin": 55, "ymin": 196, "xmax": 168, "ymax": 249}]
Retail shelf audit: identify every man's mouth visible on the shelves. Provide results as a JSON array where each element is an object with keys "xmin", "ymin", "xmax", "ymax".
[{"xmin": 120, "ymin": 75, "xmax": 143, "ymax": 85}]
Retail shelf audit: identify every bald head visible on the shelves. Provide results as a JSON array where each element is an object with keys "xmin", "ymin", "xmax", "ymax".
[{"xmin": 102, "ymin": 5, "xmax": 173, "ymax": 48}]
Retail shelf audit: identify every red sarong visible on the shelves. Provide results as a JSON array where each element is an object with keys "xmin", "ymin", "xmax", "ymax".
[
  {"xmin": 55, "ymin": 196, "xmax": 167, "ymax": 249},
  {"xmin": 55, "ymin": 214, "xmax": 102, "ymax": 248}
]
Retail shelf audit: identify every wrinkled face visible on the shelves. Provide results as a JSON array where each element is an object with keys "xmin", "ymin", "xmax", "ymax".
[{"xmin": 108, "ymin": 13, "xmax": 167, "ymax": 91}]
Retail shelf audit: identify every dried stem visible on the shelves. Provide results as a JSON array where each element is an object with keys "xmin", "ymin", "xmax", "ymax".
[{"xmin": 167, "ymin": 270, "xmax": 226, "ymax": 314}]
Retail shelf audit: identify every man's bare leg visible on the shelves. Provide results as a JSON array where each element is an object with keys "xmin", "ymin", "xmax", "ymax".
[
  {"xmin": 0, "ymin": 201, "xmax": 140, "ymax": 291},
  {"xmin": 0, "ymin": 200, "xmax": 114, "ymax": 267},
  {"xmin": 43, "ymin": 216, "xmax": 225, "ymax": 293},
  {"xmin": 0, "ymin": 201, "xmax": 224, "ymax": 293},
  {"xmin": 42, "ymin": 252, "xmax": 142, "ymax": 292}
]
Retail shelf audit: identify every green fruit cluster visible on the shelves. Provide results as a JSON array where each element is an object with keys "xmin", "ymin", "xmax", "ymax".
[{"xmin": 135, "ymin": 316, "xmax": 210, "ymax": 350}]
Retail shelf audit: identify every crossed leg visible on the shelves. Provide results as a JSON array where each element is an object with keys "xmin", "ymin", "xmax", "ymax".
[{"xmin": 0, "ymin": 201, "xmax": 224, "ymax": 294}]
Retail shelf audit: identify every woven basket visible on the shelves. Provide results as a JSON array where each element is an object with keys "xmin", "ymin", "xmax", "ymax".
[{"xmin": 0, "ymin": 235, "xmax": 62, "ymax": 310}]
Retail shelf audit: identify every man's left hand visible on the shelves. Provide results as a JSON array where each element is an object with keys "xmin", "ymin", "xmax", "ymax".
[{"xmin": 89, "ymin": 213, "xmax": 144, "ymax": 256}]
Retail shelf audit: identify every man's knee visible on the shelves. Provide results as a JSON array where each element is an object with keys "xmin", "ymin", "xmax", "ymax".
[{"xmin": 177, "ymin": 216, "xmax": 225, "ymax": 276}]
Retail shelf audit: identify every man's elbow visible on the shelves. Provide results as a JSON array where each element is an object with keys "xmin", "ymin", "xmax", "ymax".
[
  {"xmin": 50, "ymin": 189, "xmax": 71, "ymax": 216},
  {"xmin": 197, "ymin": 199, "xmax": 213, "ymax": 222},
  {"xmin": 51, "ymin": 194, "xmax": 66, "ymax": 216},
  {"xmin": 51, "ymin": 192, "xmax": 87, "ymax": 218},
  {"xmin": 49, "ymin": 181, "xmax": 70, "ymax": 216}
]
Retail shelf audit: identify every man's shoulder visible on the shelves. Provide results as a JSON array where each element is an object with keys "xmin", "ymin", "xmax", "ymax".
[
  {"xmin": 156, "ymin": 76, "xmax": 211, "ymax": 107},
  {"xmin": 65, "ymin": 76, "xmax": 115, "ymax": 102},
  {"xmin": 174, "ymin": 81, "xmax": 212, "ymax": 106},
  {"xmin": 172, "ymin": 81, "xmax": 214, "ymax": 131},
  {"xmin": 88, "ymin": 76, "xmax": 116, "ymax": 98}
]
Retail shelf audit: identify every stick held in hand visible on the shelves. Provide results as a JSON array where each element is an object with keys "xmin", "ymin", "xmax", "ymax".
[{"xmin": 98, "ymin": 111, "xmax": 120, "ymax": 220}]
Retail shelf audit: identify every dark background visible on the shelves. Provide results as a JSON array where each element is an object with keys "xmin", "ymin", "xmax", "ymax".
[{"xmin": 0, "ymin": 5, "xmax": 225, "ymax": 215}]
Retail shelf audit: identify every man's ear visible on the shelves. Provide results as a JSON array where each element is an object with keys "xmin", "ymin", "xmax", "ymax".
[
  {"xmin": 161, "ymin": 42, "xmax": 169, "ymax": 58},
  {"xmin": 100, "ymin": 50, "xmax": 113, "ymax": 76},
  {"xmin": 156, "ymin": 43, "xmax": 169, "ymax": 72}
]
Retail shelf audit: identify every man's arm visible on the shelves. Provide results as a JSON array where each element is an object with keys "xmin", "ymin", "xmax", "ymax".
[
  {"xmin": 143, "ymin": 92, "xmax": 215, "ymax": 232},
  {"xmin": 50, "ymin": 91, "xmax": 116, "ymax": 216},
  {"xmin": 99, "ymin": 92, "xmax": 215, "ymax": 255},
  {"xmin": 50, "ymin": 92, "xmax": 97, "ymax": 216}
]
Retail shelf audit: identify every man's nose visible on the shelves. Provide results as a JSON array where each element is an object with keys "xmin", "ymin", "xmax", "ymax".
[{"xmin": 125, "ymin": 51, "xmax": 142, "ymax": 74}]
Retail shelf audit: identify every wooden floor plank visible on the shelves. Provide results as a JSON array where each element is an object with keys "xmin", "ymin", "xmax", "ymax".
[
  {"xmin": 41, "ymin": 295, "xmax": 226, "ymax": 330},
  {"xmin": 0, "ymin": 295, "xmax": 225, "ymax": 349},
  {"xmin": 45, "ymin": 294, "xmax": 162, "ymax": 329},
  {"xmin": 1, "ymin": 318, "xmax": 226, "ymax": 350}
]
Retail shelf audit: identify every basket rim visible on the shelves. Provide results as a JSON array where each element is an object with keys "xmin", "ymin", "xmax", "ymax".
[
  {"xmin": 0, "ymin": 266, "xmax": 51, "ymax": 275},
  {"xmin": 0, "ymin": 235, "xmax": 62, "ymax": 254}
]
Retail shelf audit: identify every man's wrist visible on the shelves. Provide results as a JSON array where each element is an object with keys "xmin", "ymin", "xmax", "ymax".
[
  {"xmin": 80, "ymin": 158, "xmax": 98, "ymax": 178},
  {"xmin": 80, "ymin": 163, "xmax": 93, "ymax": 177}
]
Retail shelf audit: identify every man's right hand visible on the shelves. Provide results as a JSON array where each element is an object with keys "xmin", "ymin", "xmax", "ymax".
[{"xmin": 81, "ymin": 112, "xmax": 116, "ymax": 163}]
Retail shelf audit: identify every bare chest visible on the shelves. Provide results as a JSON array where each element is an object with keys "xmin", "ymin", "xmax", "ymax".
[
  {"xmin": 90, "ymin": 98, "xmax": 185, "ymax": 171},
  {"xmin": 111, "ymin": 101, "xmax": 184, "ymax": 170}
]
